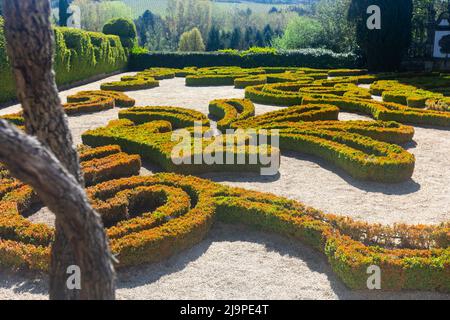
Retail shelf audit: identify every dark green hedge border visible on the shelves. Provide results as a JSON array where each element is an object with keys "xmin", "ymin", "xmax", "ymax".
[{"xmin": 129, "ymin": 49, "xmax": 360, "ymax": 71}]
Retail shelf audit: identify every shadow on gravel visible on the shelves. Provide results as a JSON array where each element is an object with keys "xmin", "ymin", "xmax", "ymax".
[{"xmin": 0, "ymin": 271, "xmax": 48, "ymax": 296}]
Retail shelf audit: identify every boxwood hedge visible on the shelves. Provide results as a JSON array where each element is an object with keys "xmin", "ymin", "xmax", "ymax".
[{"xmin": 0, "ymin": 18, "xmax": 128, "ymax": 104}]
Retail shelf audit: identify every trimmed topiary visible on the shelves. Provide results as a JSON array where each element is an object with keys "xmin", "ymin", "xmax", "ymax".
[
  {"xmin": 208, "ymin": 99, "xmax": 255, "ymax": 130},
  {"xmin": 101, "ymin": 77, "xmax": 159, "ymax": 92},
  {"xmin": 102, "ymin": 18, "xmax": 138, "ymax": 50}
]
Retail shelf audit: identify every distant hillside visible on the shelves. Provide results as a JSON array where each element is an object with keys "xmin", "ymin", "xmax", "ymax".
[{"xmin": 123, "ymin": 0, "xmax": 311, "ymax": 17}]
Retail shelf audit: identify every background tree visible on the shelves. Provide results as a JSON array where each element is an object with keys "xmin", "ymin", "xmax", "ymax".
[
  {"xmin": 348, "ymin": 0, "xmax": 413, "ymax": 71},
  {"xmin": 178, "ymin": 27, "xmax": 206, "ymax": 52},
  {"xmin": 59, "ymin": 0, "xmax": 73, "ymax": 27},
  {"xmin": 263, "ymin": 24, "xmax": 274, "ymax": 46},
  {"xmin": 136, "ymin": 10, "xmax": 152, "ymax": 46},
  {"xmin": 1, "ymin": 0, "xmax": 115, "ymax": 300},
  {"xmin": 72, "ymin": 0, "xmax": 133, "ymax": 32},
  {"xmin": 135, "ymin": 10, "xmax": 171, "ymax": 51},
  {"xmin": 315, "ymin": 0, "xmax": 356, "ymax": 52},
  {"xmin": 230, "ymin": 27, "xmax": 243, "ymax": 50},
  {"xmin": 206, "ymin": 25, "xmax": 221, "ymax": 51},
  {"xmin": 255, "ymin": 30, "xmax": 265, "ymax": 47},
  {"xmin": 273, "ymin": 16, "xmax": 325, "ymax": 49},
  {"xmin": 103, "ymin": 17, "xmax": 138, "ymax": 50},
  {"xmin": 166, "ymin": 0, "xmax": 212, "ymax": 45},
  {"xmin": 244, "ymin": 27, "xmax": 255, "ymax": 49},
  {"xmin": 220, "ymin": 30, "xmax": 232, "ymax": 49}
]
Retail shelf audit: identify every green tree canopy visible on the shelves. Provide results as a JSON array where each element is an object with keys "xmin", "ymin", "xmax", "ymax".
[
  {"xmin": 273, "ymin": 16, "xmax": 325, "ymax": 49},
  {"xmin": 103, "ymin": 18, "xmax": 137, "ymax": 49},
  {"xmin": 206, "ymin": 25, "xmax": 221, "ymax": 51},
  {"xmin": 178, "ymin": 27, "xmax": 206, "ymax": 52},
  {"xmin": 348, "ymin": 0, "xmax": 413, "ymax": 71},
  {"xmin": 315, "ymin": 0, "xmax": 356, "ymax": 52},
  {"xmin": 230, "ymin": 28, "xmax": 242, "ymax": 50}
]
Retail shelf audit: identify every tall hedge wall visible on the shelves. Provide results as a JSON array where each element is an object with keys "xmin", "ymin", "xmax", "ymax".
[
  {"xmin": 0, "ymin": 17, "xmax": 14, "ymax": 104},
  {"xmin": 0, "ymin": 18, "xmax": 128, "ymax": 104},
  {"xmin": 129, "ymin": 49, "xmax": 360, "ymax": 71}
]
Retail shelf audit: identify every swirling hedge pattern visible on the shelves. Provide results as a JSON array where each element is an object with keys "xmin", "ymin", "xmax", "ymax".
[
  {"xmin": 123, "ymin": 66, "xmax": 450, "ymax": 127},
  {"xmin": 1, "ymin": 164, "xmax": 449, "ymax": 291},
  {"xmin": 0, "ymin": 90, "xmax": 136, "ymax": 126},
  {"xmin": 82, "ymin": 106, "xmax": 278, "ymax": 175},
  {"xmin": 100, "ymin": 68, "xmax": 180, "ymax": 91},
  {"xmin": 86, "ymin": 99, "xmax": 416, "ymax": 182},
  {"xmin": 1, "ymin": 67, "xmax": 449, "ymax": 293}
]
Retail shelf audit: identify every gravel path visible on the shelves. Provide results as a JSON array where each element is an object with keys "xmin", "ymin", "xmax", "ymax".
[{"xmin": 1, "ymin": 74, "xmax": 449, "ymax": 300}]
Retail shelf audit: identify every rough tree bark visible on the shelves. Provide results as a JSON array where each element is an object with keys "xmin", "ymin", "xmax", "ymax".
[
  {"xmin": 1, "ymin": 0, "xmax": 115, "ymax": 299},
  {"xmin": 0, "ymin": 120, "xmax": 116, "ymax": 299}
]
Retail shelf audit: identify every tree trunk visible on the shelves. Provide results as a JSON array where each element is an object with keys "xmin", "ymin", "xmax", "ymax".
[
  {"xmin": 0, "ymin": 120, "xmax": 116, "ymax": 300},
  {"xmin": 1, "ymin": 0, "xmax": 115, "ymax": 299}
]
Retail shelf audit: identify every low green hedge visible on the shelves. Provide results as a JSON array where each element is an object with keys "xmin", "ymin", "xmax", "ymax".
[
  {"xmin": 129, "ymin": 49, "xmax": 360, "ymax": 70},
  {"xmin": 186, "ymin": 74, "xmax": 243, "ymax": 87},
  {"xmin": 119, "ymin": 106, "xmax": 209, "ymax": 129},
  {"xmin": 101, "ymin": 77, "xmax": 159, "ymax": 92},
  {"xmin": 209, "ymin": 99, "xmax": 255, "ymax": 130},
  {"xmin": 303, "ymin": 96, "xmax": 450, "ymax": 127},
  {"xmin": 82, "ymin": 121, "xmax": 277, "ymax": 176},
  {"xmin": 0, "ymin": 19, "xmax": 128, "ymax": 104},
  {"xmin": 234, "ymin": 75, "xmax": 267, "ymax": 88},
  {"xmin": 137, "ymin": 68, "xmax": 177, "ymax": 80},
  {"xmin": 0, "ymin": 91, "xmax": 136, "ymax": 125}
]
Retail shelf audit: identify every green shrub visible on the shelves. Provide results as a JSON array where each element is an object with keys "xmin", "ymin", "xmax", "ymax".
[
  {"xmin": 102, "ymin": 18, "xmax": 137, "ymax": 50},
  {"xmin": 178, "ymin": 28, "xmax": 206, "ymax": 52},
  {"xmin": 303, "ymin": 96, "xmax": 450, "ymax": 127},
  {"xmin": 209, "ymin": 99, "xmax": 255, "ymax": 130},
  {"xmin": 186, "ymin": 74, "xmax": 242, "ymax": 86},
  {"xmin": 234, "ymin": 74, "xmax": 267, "ymax": 88},
  {"xmin": 101, "ymin": 77, "xmax": 159, "ymax": 91}
]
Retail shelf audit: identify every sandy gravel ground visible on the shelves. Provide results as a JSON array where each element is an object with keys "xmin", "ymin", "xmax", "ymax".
[{"xmin": 1, "ymin": 75, "xmax": 449, "ymax": 300}]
